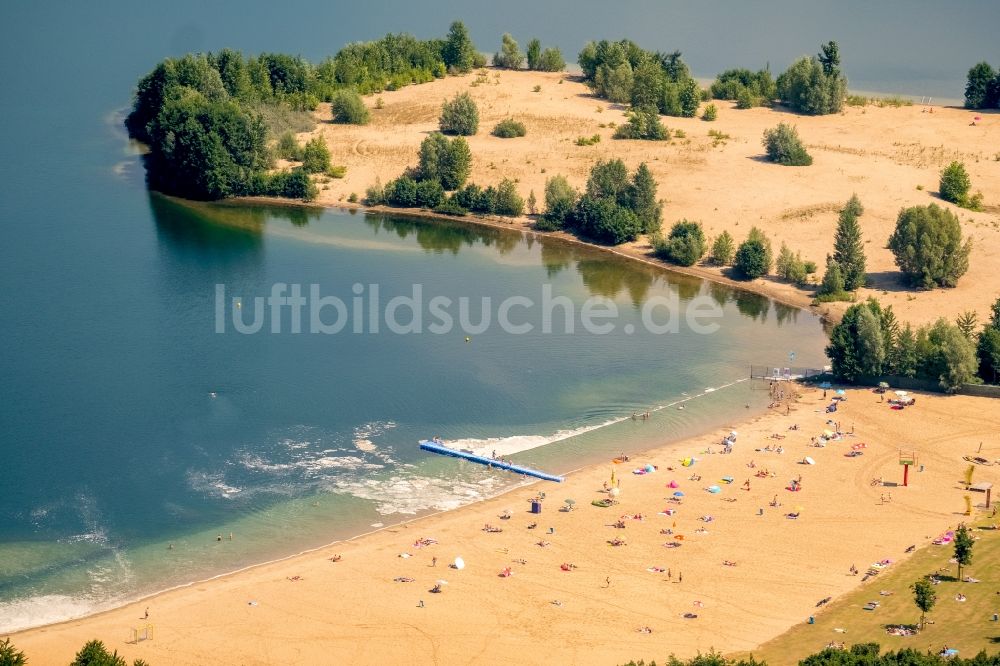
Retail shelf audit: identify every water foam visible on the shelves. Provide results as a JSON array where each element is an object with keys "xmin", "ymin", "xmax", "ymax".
[
  {"xmin": 329, "ymin": 474, "xmax": 507, "ymax": 516},
  {"xmin": 446, "ymin": 419, "xmax": 626, "ymax": 458},
  {"xmin": 0, "ymin": 594, "xmax": 120, "ymax": 634}
]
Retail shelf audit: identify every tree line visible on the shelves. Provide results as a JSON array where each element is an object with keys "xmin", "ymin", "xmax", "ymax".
[{"xmin": 124, "ymin": 21, "xmax": 481, "ymax": 200}]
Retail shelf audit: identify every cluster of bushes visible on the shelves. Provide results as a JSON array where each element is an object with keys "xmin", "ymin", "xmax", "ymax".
[
  {"xmin": 710, "ymin": 68, "xmax": 776, "ymax": 108},
  {"xmin": 526, "ymin": 39, "xmax": 566, "ymax": 72},
  {"xmin": 491, "ymin": 34, "xmax": 566, "ymax": 72},
  {"xmin": 776, "ymin": 41, "xmax": 848, "ymax": 115},
  {"xmin": 887, "ymin": 203, "xmax": 971, "ymax": 289},
  {"xmin": 762, "ymin": 123, "xmax": 813, "ymax": 166},
  {"xmin": 0, "ymin": 636, "xmax": 150, "ymax": 666},
  {"xmin": 537, "ymin": 160, "xmax": 661, "ymax": 245},
  {"xmin": 613, "ymin": 107, "xmax": 668, "ymax": 140},
  {"xmin": 964, "ymin": 61, "xmax": 1000, "ymax": 109},
  {"xmin": 440, "ymin": 92, "xmax": 479, "ymax": 135},
  {"xmin": 370, "ymin": 132, "xmax": 472, "ymax": 208},
  {"xmin": 369, "ymin": 129, "xmax": 524, "ymax": 217},
  {"xmin": 827, "ymin": 298, "xmax": 989, "ymax": 391},
  {"xmin": 775, "ymin": 242, "xmax": 817, "ymax": 285},
  {"xmin": 578, "ymin": 40, "xmax": 701, "ymax": 117},
  {"xmin": 733, "ymin": 227, "xmax": 774, "ymax": 280},
  {"xmin": 124, "ymin": 22, "xmax": 481, "ymax": 201},
  {"xmin": 492, "ymin": 118, "xmax": 526, "ymax": 138},
  {"xmin": 939, "ymin": 161, "xmax": 983, "ymax": 211},
  {"xmin": 653, "ymin": 220, "xmax": 706, "ymax": 266}
]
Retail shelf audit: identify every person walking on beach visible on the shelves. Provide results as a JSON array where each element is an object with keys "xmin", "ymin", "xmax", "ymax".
[
  {"xmin": 432, "ymin": 556, "xmax": 437, "ymax": 567},
  {"xmin": 144, "ymin": 607, "xmax": 149, "ymax": 619},
  {"xmin": 678, "ymin": 572, "xmax": 683, "ymax": 583},
  {"xmin": 604, "ymin": 577, "xmax": 611, "ymax": 588},
  {"xmin": 418, "ymin": 600, "xmax": 424, "ymax": 608}
]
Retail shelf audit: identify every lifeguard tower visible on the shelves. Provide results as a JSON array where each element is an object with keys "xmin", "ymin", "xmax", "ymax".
[{"xmin": 899, "ymin": 450, "xmax": 917, "ymax": 487}]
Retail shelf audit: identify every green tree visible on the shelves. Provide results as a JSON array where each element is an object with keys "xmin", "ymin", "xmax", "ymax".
[
  {"xmin": 630, "ymin": 61, "xmax": 666, "ymax": 111},
  {"xmin": 919, "ymin": 318, "xmax": 980, "ymax": 390},
  {"xmin": 571, "ymin": 195, "xmax": 642, "ymax": 245},
  {"xmin": 832, "ymin": 196, "xmax": 867, "ymax": 290},
  {"xmin": 677, "ymin": 78, "xmax": 702, "ymax": 117},
  {"xmin": 762, "ymin": 123, "xmax": 813, "ymax": 166},
  {"xmin": 585, "ymin": 159, "xmax": 631, "ymax": 206},
  {"xmin": 492, "ymin": 178, "xmax": 525, "ymax": 216},
  {"xmin": 965, "ymin": 61, "xmax": 998, "ymax": 109},
  {"xmin": 527, "ymin": 189, "xmax": 537, "ymax": 215},
  {"xmin": 70, "ymin": 639, "xmax": 133, "ymax": 666},
  {"xmin": 977, "ymin": 326, "xmax": 1000, "ymax": 384},
  {"xmin": 442, "ymin": 21, "xmax": 477, "ymax": 73},
  {"xmin": 817, "ymin": 41, "xmax": 841, "ymax": 76},
  {"xmin": 541, "ymin": 175, "xmax": 578, "ymax": 228},
  {"xmin": 711, "ymin": 231, "xmax": 735, "ymax": 265},
  {"xmin": 887, "ymin": 204, "xmax": 972, "ymax": 288},
  {"xmin": 911, "ymin": 578, "xmax": 936, "ymax": 630},
  {"xmin": 747, "ymin": 226, "xmax": 773, "ymax": 268},
  {"xmin": 300, "ymin": 136, "xmax": 331, "ymax": 173},
  {"xmin": 0, "ymin": 637, "xmax": 27, "ymax": 666},
  {"xmin": 702, "ymin": 104, "xmax": 718, "ymax": 121},
  {"xmin": 891, "ymin": 324, "xmax": 919, "ymax": 377},
  {"xmin": 417, "ymin": 133, "xmax": 471, "ymax": 190},
  {"xmin": 826, "ymin": 299, "xmax": 890, "ymax": 382},
  {"xmin": 657, "ymin": 220, "xmax": 706, "ymax": 266},
  {"xmin": 493, "ymin": 33, "xmax": 524, "ymax": 70},
  {"xmin": 439, "ymin": 92, "xmax": 479, "ymax": 135},
  {"xmin": 956, "ymin": 310, "xmax": 978, "ymax": 340},
  {"xmin": 330, "ymin": 88, "xmax": 370, "ymax": 124},
  {"xmin": 537, "ymin": 48, "xmax": 565, "ymax": 72},
  {"xmin": 734, "ymin": 238, "xmax": 770, "ymax": 280},
  {"xmin": 776, "ymin": 50, "xmax": 847, "ymax": 115},
  {"xmin": 595, "ymin": 63, "xmax": 634, "ymax": 103},
  {"xmin": 526, "ymin": 39, "xmax": 541, "ymax": 71},
  {"xmin": 819, "ymin": 262, "xmax": 848, "ymax": 298},
  {"xmin": 939, "ymin": 161, "xmax": 971, "ymax": 205},
  {"xmin": 627, "ymin": 163, "xmax": 662, "ymax": 234},
  {"xmin": 954, "ymin": 523, "xmax": 974, "ymax": 580},
  {"xmin": 775, "ymin": 243, "xmax": 808, "ymax": 284}
]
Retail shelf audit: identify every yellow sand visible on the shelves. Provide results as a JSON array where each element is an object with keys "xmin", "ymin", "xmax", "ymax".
[
  {"xmin": 303, "ymin": 69, "xmax": 999, "ymax": 326},
  {"xmin": 11, "ymin": 388, "xmax": 999, "ymax": 665}
]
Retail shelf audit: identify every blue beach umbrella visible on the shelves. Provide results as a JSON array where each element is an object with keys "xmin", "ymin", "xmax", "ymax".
[
  {"xmin": 819, "ymin": 382, "xmax": 832, "ymax": 389},
  {"xmin": 673, "ymin": 491, "xmax": 685, "ymax": 497}
]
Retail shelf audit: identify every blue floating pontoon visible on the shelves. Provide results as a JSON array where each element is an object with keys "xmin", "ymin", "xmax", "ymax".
[{"xmin": 419, "ymin": 440, "xmax": 564, "ymax": 482}]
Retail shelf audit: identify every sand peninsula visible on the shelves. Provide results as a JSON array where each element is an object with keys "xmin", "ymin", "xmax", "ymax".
[
  {"xmin": 294, "ymin": 68, "xmax": 999, "ymax": 328},
  {"xmin": 10, "ymin": 386, "xmax": 1000, "ymax": 664}
]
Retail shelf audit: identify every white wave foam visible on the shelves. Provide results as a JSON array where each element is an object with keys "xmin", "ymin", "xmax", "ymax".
[
  {"xmin": 0, "ymin": 594, "xmax": 119, "ymax": 634},
  {"xmin": 330, "ymin": 474, "xmax": 506, "ymax": 516},
  {"xmin": 187, "ymin": 470, "xmax": 244, "ymax": 499},
  {"xmin": 445, "ymin": 419, "xmax": 625, "ymax": 458}
]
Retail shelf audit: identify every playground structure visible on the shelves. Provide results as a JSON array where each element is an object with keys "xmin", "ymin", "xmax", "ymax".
[
  {"xmin": 898, "ymin": 450, "xmax": 917, "ymax": 487},
  {"xmin": 419, "ymin": 440, "xmax": 564, "ymax": 482},
  {"xmin": 129, "ymin": 624, "xmax": 154, "ymax": 644}
]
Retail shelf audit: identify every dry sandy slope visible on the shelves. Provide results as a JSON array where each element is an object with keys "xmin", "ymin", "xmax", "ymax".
[
  {"xmin": 303, "ymin": 69, "xmax": 1000, "ymax": 327},
  {"xmin": 11, "ymin": 388, "xmax": 1000, "ymax": 665}
]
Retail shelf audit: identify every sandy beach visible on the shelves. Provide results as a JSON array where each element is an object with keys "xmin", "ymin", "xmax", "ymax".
[
  {"xmin": 11, "ymin": 386, "xmax": 999, "ymax": 665},
  {"xmin": 299, "ymin": 69, "xmax": 1000, "ymax": 327}
]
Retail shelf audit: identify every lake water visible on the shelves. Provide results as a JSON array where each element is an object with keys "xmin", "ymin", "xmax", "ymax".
[{"xmin": 6, "ymin": 0, "xmax": 961, "ymax": 632}]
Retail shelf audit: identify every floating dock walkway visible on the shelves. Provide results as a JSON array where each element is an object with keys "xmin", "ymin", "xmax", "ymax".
[{"xmin": 419, "ymin": 440, "xmax": 564, "ymax": 482}]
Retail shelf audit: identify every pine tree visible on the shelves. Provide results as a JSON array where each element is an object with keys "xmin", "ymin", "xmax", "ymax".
[
  {"xmin": 627, "ymin": 162, "xmax": 662, "ymax": 234},
  {"xmin": 833, "ymin": 197, "xmax": 866, "ymax": 290}
]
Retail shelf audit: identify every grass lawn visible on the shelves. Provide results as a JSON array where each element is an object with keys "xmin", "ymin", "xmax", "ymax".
[{"xmin": 741, "ymin": 521, "xmax": 1000, "ymax": 664}]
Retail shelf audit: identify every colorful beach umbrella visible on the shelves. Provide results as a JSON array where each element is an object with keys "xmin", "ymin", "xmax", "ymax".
[
  {"xmin": 835, "ymin": 389, "xmax": 846, "ymax": 395},
  {"xmin": 673, "ymin": 491, "xmax": 685, "ymax": 497}
]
